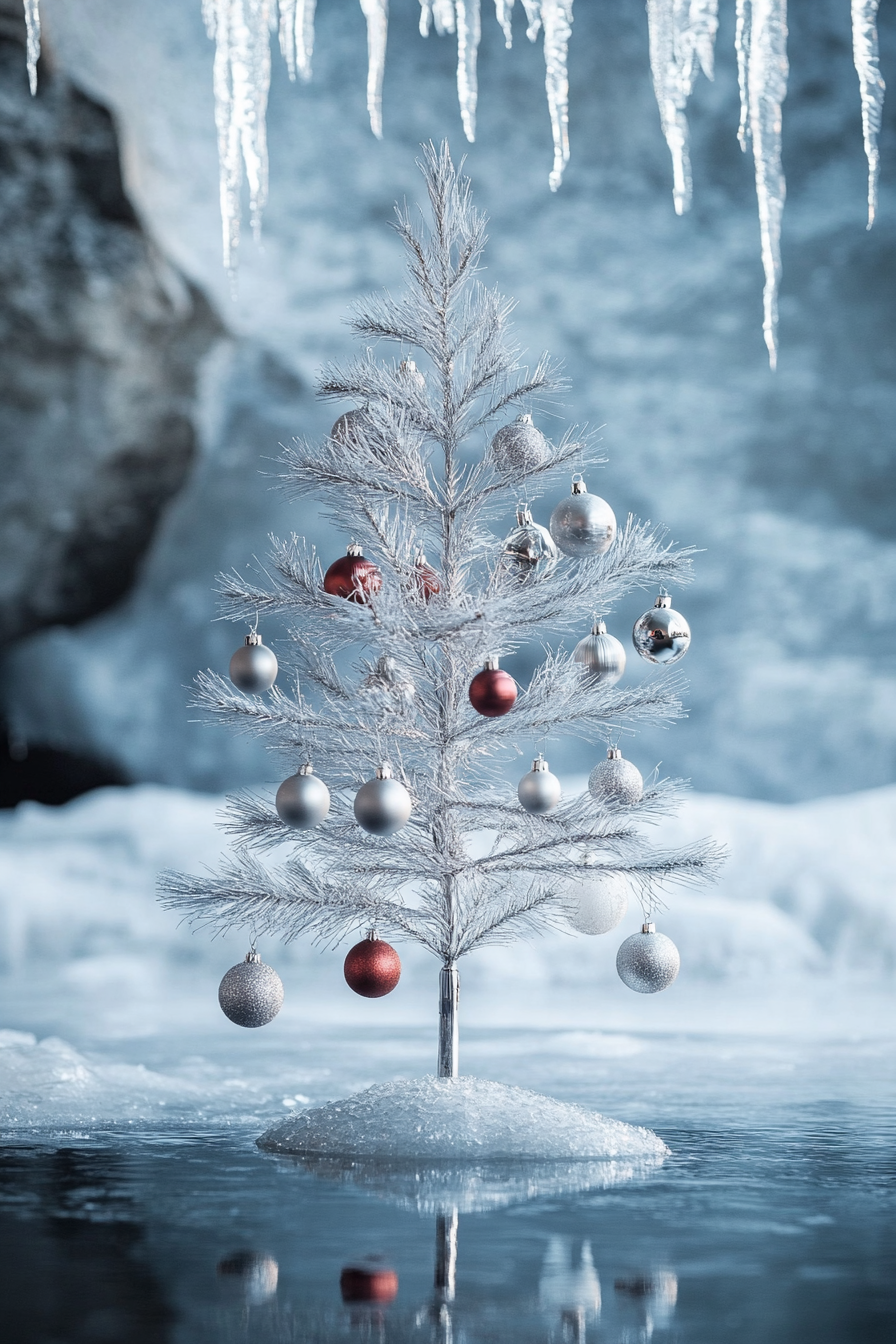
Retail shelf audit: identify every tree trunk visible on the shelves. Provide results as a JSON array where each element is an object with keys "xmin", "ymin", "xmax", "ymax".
[{"xmin": 437, "ymin": 963, "xmax": 459, "ymax": 1078}]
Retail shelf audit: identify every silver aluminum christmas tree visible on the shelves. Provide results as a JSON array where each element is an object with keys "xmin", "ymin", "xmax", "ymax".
[{"xmin": 160, "ymin": 143, "xmax": 721, "ymax": 1077}]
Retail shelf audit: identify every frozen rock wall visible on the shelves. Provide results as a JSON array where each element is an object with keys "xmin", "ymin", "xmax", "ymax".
[{"xmin": 0, "ymin": 0, "xmax": 894, "ymax": 801}]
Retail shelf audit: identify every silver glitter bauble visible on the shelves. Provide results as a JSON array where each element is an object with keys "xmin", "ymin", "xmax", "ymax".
[
  {"xmin": 632, "ymin": 591, "xmax": 691, "ymax": 665},
  {"xmin": 502, "ymin": 504, "xmax": 559, "ymax": 579},
  {"xmin": 490, "ymin": 413, "xmax": 550, "ymax": 472},
  {"xmin": 566, "ymin": 868, "xmax": 629, "ymax": 935},
  {"xmin": 275, "ymin": 764, "xmax": 331, "ymax": 829},
  {"xmin": 399, "ymin": 357, "xmax": 426, "ymax": 388},
  {"xmin": 616, "ymin": 923, "xmax": 680, "ymax": 993},
  {"xmin": 354, "ymin": 763, "xmax": 413, "ymax": 835},
  {"xmin": 517, "ymin": 754, "xmax": 562, "ymax": 813},
  {"xmin": 588, "ymin": 747, "xmax": 644, "ymax": 806},
  {"xmin": 361, "ymin": 654, "xmax": 415, "ymax": 704},
  {"xmin": 330, "ymin": 407, "xmax": 370, "ymax": 445},
  {"xmin": 218, "ymin": 951, "xmax": 284, "ymax": 1027},
  {"xmin": 229, "ymin": 632, "xmax": 278, "ymax": 693},
  {"xmin": 573, "ymin": 620, "xmax": 626, "ymax": 685},
  {"xmin": 549, "ymin": 475, "xmax": 616, "ymax": 557}
]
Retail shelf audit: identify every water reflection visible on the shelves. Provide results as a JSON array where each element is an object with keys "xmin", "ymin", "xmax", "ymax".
[
  {"xmin": 217, "ymin": 1250, "xmax": 279, "ymax": 1304},
  {"xmin": 615, "ymin": 1272, "xmax": 678, "ymax": 1342},
  {"xmin": 540, "ymin": 1238, "xmax": 601, "ymax": 1342}
]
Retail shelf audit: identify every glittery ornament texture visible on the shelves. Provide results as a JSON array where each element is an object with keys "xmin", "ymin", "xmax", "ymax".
[
  {"xmin": 616, "ymin": 929, "xmax": 680, "ymax": 993},
  {"xmin": 218, "ymin": 955, "xmax": 284, "ymax": 1026},
  {"xmin": 588, "ymin": 754, "xmax": 644, "ymax": 806}
]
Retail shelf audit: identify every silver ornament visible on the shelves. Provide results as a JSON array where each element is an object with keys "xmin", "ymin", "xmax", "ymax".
[
  {"xmin": 218, "ymin": 950, "xmax": 284, "ymax": 1027},
  {"xmin": 502, "ymin": 504, "xmax": 559, "ymax": 579},
  {"xmin": 490, "ymin": 413, "xmax": 550, "ymax": 472},
  {"xmin": 566, "ymin": 866, "xmax": 629, "ymax": 935},
  {"xmin": 399, "ymin": 357, "xmax": 426, "ymax": 388},
  {"xmin": 588, "ymin": 746, "xmax": 643, "ymax": 806},
  {"xmin": 354, "ymin": 763, "xmax": 413, "ymax": 835},
  {"xmin": 361, "ymin": 654, "xmax": 415, "ymax": 704},
  {"xmin": 275, "ymin": 764, "xmax": 331, "ymax": 829},
  {"xmin": 330, "ymin": 407, "xmax": 370, "ymax": 445},
  {"xmin": 229, "ymin": 632, "xmax": 278, "ymax": 693},
  {"xmin": 573, "ymin": 619, "xmax": 626, "ymax": 685},
  {"xmin": 517, "ymin": 754, "xmax": 562, "ymax": 813},
  {"xmin": 616, "ymin": 922, "xmax": 680, "ymax": 993},
  {"xmin": 549, "ymin": 475, "xmax": 616, "ymax": 557},
  {"xmin": 632, "ymin": 591, "xmax": 691, "ymax": 665}
]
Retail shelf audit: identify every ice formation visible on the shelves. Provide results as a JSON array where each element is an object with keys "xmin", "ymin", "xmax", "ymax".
[
  {"xmin": 646, "ymin": 1, "xmax": 719, "ymax": 216},
  {"xmin": 258, "ymin": 1076, "xmax": 668, "ymax": 1159},
  {"xmin": 278, "ymin": 0, "xmax": 316, "ymax": 81},
  {"xmin": 852, "ymin": 0, "xmax": 886, "ymax": 228},
  {"xmin": 359, "ymin": 0, "xmax": 388, "ymax": 140}
]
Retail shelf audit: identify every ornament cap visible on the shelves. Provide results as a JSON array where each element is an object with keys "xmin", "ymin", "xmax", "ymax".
[
  {"xmin": 516, "ymin": 412, "xmax": 534, "ymax": 425},
  {"xmin": 515, "ymin": 502, "xmax": 534, "ymax": 525},
  {"xmin": 245, "ymin": 949, "xmax": 261, "ymax": 963},
  {"xmin": 642, "ymin": 921, "xmax": 656, "ymax": 934},
  {"xmin": 245, "ymin": 631, "xmax": 262, "ymax": 647},
  {"xmin": 607, "ymin": 746, "xmax": 622, "ymax": 760},
  {"xmin": 531, "ymin": 754, "xmax": 550, "ymax": 772},
  {"xmin": 654, "ymin": 591, "xmax": 672, "ymax": 609},
  {"xmin": 483, "ymin": 655, "xmax": 500, "ymax": 671},
  {"xmin": 346, "ymin": 542, "xmax": 364, "ymax": 557},
  {"xmin": 400, "ymin": 358, "xmax": 418, "ymax": 373},
  {"xmin": 571, "ymin": 473, "xmax": 588, "ymax": 495},
  {"xmin": 298, "ymin": 763, "xmax": 314, "ymax": 776},
  {"xmin": 375, "ymin": 762, "xmax": 394, "ymax": 780},
  {"xmin": 366, "ymin": 927, "xmax": 378, "ymax": 941},
  {"xmin": 591, "ymin": 619, "xmax": 607, "ymax": 635}
]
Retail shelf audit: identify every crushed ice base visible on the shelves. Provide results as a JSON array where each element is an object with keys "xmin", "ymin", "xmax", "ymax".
[{"xmin": 257, "ymin": 1076, "xmax": 668, "ymax": 1160}]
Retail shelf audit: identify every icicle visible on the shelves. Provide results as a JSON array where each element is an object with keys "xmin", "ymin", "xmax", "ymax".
[
  {"xmin": 359, "ymin": 0, "xmax": 389, "ymax": 139},
  {"xmin": 24, "ymin": 0, "xmax": 40, "ymax": 96},
  {"xmin": 738, "ymin": 0, "xmax": 788, "ymax": 370},
  {"xmin": 735, "ymin": 0, "xmax": 751, "ymax": 151},
  {"xmin": 522, "ymin": 0, "xmax": 542, "ymax": 41},
  {"xmin": 646, "ymin": 1, "xmax": 718, "ymax": 217},
  {"xmin": 455, "ymin": 0, "xmax": 482, "ymax": 142},
  {"xmin": 689, "ymin": 0, "xmax": 719, "ymax": 81},
  {"xmin": 420, "ymin": 0, "xmax": 432, "ymax": 36},
  {"xmin": 852, "ymin": 0, "xmax": 885, "ymax": 229},
  {"xmin": 435, "ymin": 0, "xmax": 457, "ymax": 35},
  {"xmin": 495, "ymin": 0, "xmax": 515, "ymax": 47},
  {"xmin": 542, "ymin": 0, "xmax": 573, "ymax": 191},
  {"xmin": 279, "ymin": 0, "xmax": 316, "ymax": 81},
  {"xmin": 203, "ymin": 0, "xmax": 276, "ymax": 274}
]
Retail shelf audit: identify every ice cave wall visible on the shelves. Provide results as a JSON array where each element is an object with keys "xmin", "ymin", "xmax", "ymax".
[{"xmin": 1, "ymin": 0, "xmax": 895, "ymax": 801}]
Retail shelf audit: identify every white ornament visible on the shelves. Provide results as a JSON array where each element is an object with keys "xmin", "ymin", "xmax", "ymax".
[
  {"xmin": 588, "ymin": 747, "xmax": 644, "ymax": 806},
  {"xmin": 275, "ymin": 764, "xmax": 331, "ymax": 829},
  {"xmin": 354, "ymin": 763, "xmax": 413, "ymax": 835},
  {"xmin": 566, "ymin": 868, "xmax": 629, "ymax": 935},
  {"xmin": 517, "ymin": 754, "xmax": 562, "ymax": 813},
  {"xmin": 490, "ymin": 414, "xmax": 550, "ymax": 472},
  {"xmin": 573, "ymin": 619, "xmax": 626, "ymax": 685},
  {"xmin": 229, "ymin": 631, "xmax": 278, "ymax": 693},
  {"xmin": 502, "ymin": 504, "xmax": 559, "ymax": 579},
  {"xmin": 549, "ymin": 475, "xmax": 616, "ymax": 557},
  {"xmin": 218, "ymin": 950, "xmax": 284, "ymax": 1027},
  {"xmin": 632, "ymin": 591, "xmax": 691, "ymax": 665},
  {"xmin": 399, "ymin": 357, "xmax": 426, "ymax": 388},
  {"xmin": 616, "ymin": 922, "xmax": 680, "ymax": 993}
]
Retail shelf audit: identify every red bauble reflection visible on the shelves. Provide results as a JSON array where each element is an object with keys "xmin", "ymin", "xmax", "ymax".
[
  {"xmin": 343, "ymin": 936, "xmax": 402, "ymax": 998},
  {"xmin": 340, "ymin": 1264, "xmax": 399, "ymax": 1304},
  {"xmin": 468, "ymin": 660, "xmax": 517, "ymax": 717},
  {"xmin": 323, "ymin": 545, "xmax": 383, "ymax": 603},
  {"xmin": 412, "ymin": 554, "xmax": 441, "ymax": 602}
]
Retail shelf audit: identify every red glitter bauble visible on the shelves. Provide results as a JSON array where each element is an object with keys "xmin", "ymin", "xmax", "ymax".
[
  {"xmin": 343, "ymin": 936, "xmax": 401, "ymax": 998},
  {"xmin": 340, "ymin": 1265, "xmax": 399, "ymax": 1304},
  {"xmin": 468, "ymin": 661, "xmax": 517, "ymax": 717},
  {"xmin": 323, "ymin": 545, "xmax": 382, "ymax": 603},
  {"xmin": 412, "ymin": 554, "xmax": 441, "ymax": 602}
]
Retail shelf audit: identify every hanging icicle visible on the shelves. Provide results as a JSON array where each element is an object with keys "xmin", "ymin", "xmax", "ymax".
[
  {"xmin": 852, "ymin": 0, "xmax": 885, "ymax": 229},
  {"xmin": 279, "ymin": 0, "xmax": 316, "ymax": 81},
  {"xmin": 541, "ymin": 0, "xmax": 574, "ymax": 191},
  {"xmin": 359, "ymin": 0, "xmax": 389, "ymax": 139},
  {"xmin": 495, "ymin": 0, "xmax": 514, "ymax": 48},
  {"xmin": 24, "ymin": 0, "xmax": 40, "ymax": 95},
  {"xmin": 455, "ymin": 0, "xmax": 482, "ymax": 141},
  {"xmin": 647, "ymin": 0, "xmax": 718, "ymax": 216},
  {"xmin": 203, "ymin": 0, "xmax": 276, "ymax": 275},
  {"xmin": 736, "ymin": 0, "xmax": 788, "ymax": 370}
]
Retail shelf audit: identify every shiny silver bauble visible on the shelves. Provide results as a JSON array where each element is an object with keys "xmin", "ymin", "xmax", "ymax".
[
  {"xmin": 275, "ymin": 765, "xmax": 331, "ymax": 829},
  {"xmin": 354, "ymin": 764, "xmax": 413, "ymax": 835},
  {"xmin": 588, "ymin": 747, "xmax": 643, "ymax": 806},
  {"xmin": 517, "ymin": 755, "xmax": 562, "ymax": 813},
  {"xmin": 490, "ymin": 414, "xmax": 550, "ymax": 472},
  {"xmin": 566, "ymin": 868, "xmax": 629, "ymax": 935},
  {"xmin": 229, "ymin": 633, "xmax": 278, "ymax": 693},
  {"xmin": 361, "ymin": 654, "xmax": 415, "ymax": 704},
  {"xmin": 632, "ymin": 592, "xmax": 691, "ymax": 665},
  {"xmin": 502, "ymin": 505, "xmax": 559, "ymax": 579},
  {"xmin": 573, "ymin": 620, "xmax": 626, "ymax": 685},
  {"xmin": 218, "ymin": 951, "xmax": 284, "ymax": 1027},
  {"xmin": 616, "ymin": 923, "xmax": 680, "ymax": 993},
  {"xmin": 549, "ymin": 475, "xmax": 616, "ymax": 557}
]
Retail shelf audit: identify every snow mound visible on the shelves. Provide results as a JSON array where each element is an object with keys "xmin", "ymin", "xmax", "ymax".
[{"xmin": 257, "ymin": 1076, "xmax": 668, "ymax": 1161}]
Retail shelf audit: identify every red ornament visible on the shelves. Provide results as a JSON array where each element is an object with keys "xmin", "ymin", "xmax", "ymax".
[
  {"xmin": 340, "ymin": 1264, "xmax": 399, "ymax": 1304},
  {"xmin": 412, "ymin": 551, "xmax": 441, "ymax": 602},
  {"xmin": 323, "ymin": 544, "xmax": 382, "ymax": 603},
  {"xmin": 468, "ymin": 657, "xmax": 517, "ymax": 717},
  {"xmin": 343, "ymin": 934, "xmax": 401, "ymax": 998}
]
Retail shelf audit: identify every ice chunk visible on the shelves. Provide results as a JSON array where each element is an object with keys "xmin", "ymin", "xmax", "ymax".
[
  {"xmin": 852, "ymin": 0, "xmax": 885, "ymax": 228},
  {"xmin": 258, "ymin": 1076, "xmax": 669, "ymax": 1159}
]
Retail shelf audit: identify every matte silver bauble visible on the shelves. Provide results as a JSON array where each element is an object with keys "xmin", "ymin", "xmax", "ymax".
[
  {"xmin": 361, "ymin": 654, "xmax": 415, "ymax": 704},
  {"xmin": 275, "ymin": 764, "xmax": 331, "ymax": 829},
  {"xmin": 399, "ymin": 357, "xmax": 426, "ymax": 388},
  {"xmin": 588, "ymin": 746, "xmax": 644, "ymax": 806},
  {"xmin": 502, "ymin": 505, "xmax": 559, "ymax": 579},
  {"xmin": 573, "ymin": 619, "xmax": 626, "ymax": 685},
  {"xmin": 549, "ymin": 475, "xmax": 616, "ymax": 557},
  {"xmin": 616, "ymin": 923, "xmax": 680, "ymax": 993},
  {"xmin": 632, "ymin": 591, "xmax": 691, "ymax": 665},
  {"xmin": 490, "ymin": 413, "xmax": 550, "ymax": 472},
  {"xmin": 218, "ymin": 950, "xmax": 284, "ymax": 1027},
  {"xmin": 229, "ymin": 632, "xmax": 278, "ymax": 693},
  {"xmin": 517, "ymin": 754, "xmax": 562, "ymax": 813},
  {"xmin": 354, "ymin": 763, "xmax": 413, "ymax": 836},
  {"xmin": 566, "ymin": 868, "xmax": 629, "ymax": 935}
]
